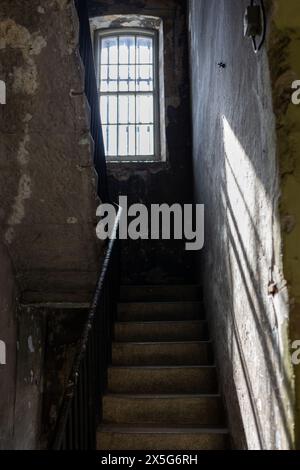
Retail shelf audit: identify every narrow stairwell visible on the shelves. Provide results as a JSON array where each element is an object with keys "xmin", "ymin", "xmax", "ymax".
[{"xmin": 97, "ymin": 285, "xmax": 229, "ymax": 450}]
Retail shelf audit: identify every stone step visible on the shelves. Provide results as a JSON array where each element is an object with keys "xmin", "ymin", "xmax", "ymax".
[
  {"xmin": 117, "ymin": 301, "xmax": 203, "ymax": 322},
  {"xmin": 102, "ymin": 394, "xmax": 225, "ymax": 426},
  {"xmin": 107, "ymin": 366, "xmax": 218, "ymax": 394},
  {"xmin": 120, "ymin": 285, "xmax": 202, "ymax": 302},
  {"xmin": 112, "ymin": 341, "xmax": 214, "ymax": 366},
  {"xmin": 97, "ymin": 425, "xmax": 229, "ymax": 450},
  {"xmin": 114, "ymin": 321, "xmax": 209, "ymax": 342}
]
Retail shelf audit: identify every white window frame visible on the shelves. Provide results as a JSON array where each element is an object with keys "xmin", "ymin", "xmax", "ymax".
[{"xmin": 95, "ymin": 27, "xmax": 164, "ymax": 163}]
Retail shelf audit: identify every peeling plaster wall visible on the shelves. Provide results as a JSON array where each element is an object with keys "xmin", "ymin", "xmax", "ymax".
[
  {"xmin": 0, "ymin": 0, "xmax": 103, "ymax": 303},
  {"xmin": 0, "ymin": 0, "xmax": 104, "ymax": 449},
  {"xmin": 189, "ymin": 0, "xmax": 294, "ymax": 450},
  {"xmin": 89, "ymin": 0, "xmax": 195, "ymax": 285},
  {"xmin": 268, "ymin": 0, "xmax": 300, "ymax": 448}
]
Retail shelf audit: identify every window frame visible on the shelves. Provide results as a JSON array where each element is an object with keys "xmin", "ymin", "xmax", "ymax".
[{"xmin": 95, "ymin": 27, "xmax": 161, "ymax": 163}]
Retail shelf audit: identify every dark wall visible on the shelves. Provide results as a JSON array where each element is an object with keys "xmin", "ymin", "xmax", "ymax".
[{"xmin": 89, "ymin": 0, "xmax": 195, "ymax": 285}]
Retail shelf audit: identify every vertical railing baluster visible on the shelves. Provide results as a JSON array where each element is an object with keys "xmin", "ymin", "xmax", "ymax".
[
  {"xmin": 51, "ymin": 210, "xmax": 121, "ymax": 450},
  {"xmin": 73, "ymin": 389, "xmax": 79, "ymax": 450}
]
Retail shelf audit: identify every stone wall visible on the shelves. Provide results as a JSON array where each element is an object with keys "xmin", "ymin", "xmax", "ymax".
[
  {"xmin": 268, "ymin": 0, "xmax": 300, "ymax": 448},
  {"xmin": 188, "ymin": 0, "xmax": 295, "ymax": 450},
  {"xmin": 0, "ymin": 0, "xmax": 103, "ymax": 304}
]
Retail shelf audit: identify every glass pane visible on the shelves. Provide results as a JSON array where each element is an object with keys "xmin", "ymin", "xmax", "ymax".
[
  {"xmin": 118, "ymin": 125, "xmax": 136, "ymax": 156},
  {"xmin": 119, "ymin": 81, "xmax": 129, "ymax": 92},
  {"xmin": 136, "ymin": 95, "xmax": 154, "ymax": 123},
  {"xmin": 108, "ymin": 81, "xmax": 118, "ymax": 92},
  {"xmin": 119, "ymin": 65, "xmax": 135, "ymax": 92},
  {"xmin": 139, "ymin": 64, "xmax": 152, "ymax": 80},
  {"xmin": 137, "ymin": 124, "xmax": 154, "ymax": 155},
  {"xmin": 137, "ymin": 65, "xmax": 153, "ymax": 91},
  {"xmin": 103, "ymin": 125, "xmax": 117, "ymax": 157},
  {"xmin": 118, "ymin": 125, "xmax": 129, "ymax": 156},
  {"xmin": 101, "ymin": 65, "xmax": 108, "ymax": 81},
  {"xmin": 119, "ymin": 36, "xmax": 135, "ymax": 64},
  {"xmin": 109, "ymin": 96, "xmax": 118, "ymax": 124},
  {"xmin": 119, "ymin": 64, "xmax": 129, "ymax": 80},
  {"xmin": 105, "ymin": 37, "xmax": 118, "ymax": 64},
  {"xmin": 109, "ymin": 65, "xmax": 118, "ymax": 80},
  {"xmin": 100, "ymin": 39, "xmax": 109, "ymax": 64},
  {"xmin": 100, "ymin": 81, "xmax": 108, "ymax": 93},
  {"xmin": 100, "ymin": 65, "xmax": 118, "ymax": 92},
  {"xmin": 100, "ymin": 96, "xmax": 108, "ymax": 124},
  {"xmin": 119, "ymin": 95, "xmax": 136, "ymax": 124},
  {"xmin": 129, "ymin": 65, "xmax": 136, "ymax": 91},
  {"xmin": 128, "ymin": 125, "xmax": 136, "ymax": 156},
  {"xmin": 137, "ymin": 36, "xmax": 153, "ymax": 64},
  {"xmin": 108, "ymin": 65, "xmax": 118, "ymax": 92}
]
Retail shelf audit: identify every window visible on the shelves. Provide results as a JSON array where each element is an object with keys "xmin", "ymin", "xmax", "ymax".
[{"xmin": 96, "ymin": 29, "xmax": 161, "ymax": 162}]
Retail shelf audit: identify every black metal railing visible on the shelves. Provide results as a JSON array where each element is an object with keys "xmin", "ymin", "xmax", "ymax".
[
  {"xmin": 52, "ymin": 208, "xmax": 122, "ymax": 450},
  {"xmin": 75, "ymin": 0, "xmax": 109, "ymax": 202}
]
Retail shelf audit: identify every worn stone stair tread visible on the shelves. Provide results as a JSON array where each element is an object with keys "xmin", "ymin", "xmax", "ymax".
[
  {"xmin": 97, "ymin": 424, "xmax": 229, "ymax": 450},
  {"xmin": 113, "ymin": 340, "xmax": 212, "ymax": 345},
  {"xmin": 117, "ymin": 301, "xmax": 204, "ymax": 321},
  {"xmin": 115, "ymin": 320, "xmax": 209, "ymax": 342},
  {"xmin": 116, "ymin": 320, "xmax": 206, "ymax": 325},
  {"xmin": 99, "ymin": 424, "xmax": 229, "ymax": 434},
  {"xmin": 118, "ymin": 301, "xmax": 202, "ymax": 308},
  {"xmin": 108, "ymin": 365, "xmax": 218, "ymax": 393},
  {"xmin": 105, "ymin": 393, "xmax": 222, "ymax": 398},
  {"xmin": 109, "ymin": 365, "xmax": 216, "ymax": 370},
  {"xmin": 103, "ymin": 393, "xmax": 225, "ymax": 426},
  {"xmin": 120, "ymin": 285, "xmax": 202, "ymax": 302},
  {"xmin": 112, "ymin": 340, "xmax": 214, "ymax": 366}
]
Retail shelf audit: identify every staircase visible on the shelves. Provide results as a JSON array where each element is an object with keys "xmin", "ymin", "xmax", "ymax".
[{"xmin": 97, "ymin": 285, "xmax": 229, "ymax": 450}]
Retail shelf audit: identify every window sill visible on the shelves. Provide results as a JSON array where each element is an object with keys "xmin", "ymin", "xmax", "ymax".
[{"xmin": 106, "ymin": 157, "xmax": 167, "ymax": 164}]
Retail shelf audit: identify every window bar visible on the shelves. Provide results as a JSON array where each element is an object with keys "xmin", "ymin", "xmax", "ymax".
[
  {"xmin": 152, "ymin": 34, "xmax": 156, "ymax": 157},
  {"xmin": 135, "ymin": 35, "xmax": 137, "ymax": 157},
  {"xmin": 117, "ymin": 36, "xmax": 120, "ymax": 158},
  {"xmin": 107, "ymin": 38, "xmax": 110, "ymax": 156},
  {"xmin": 127, "ymin": 39, "xmax": 129, "ymax": 156}
]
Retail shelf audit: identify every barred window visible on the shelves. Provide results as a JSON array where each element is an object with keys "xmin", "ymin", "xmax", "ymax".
[{"xmin": 96, "ymin": 30, "xmax": 160, "ymax": 161}]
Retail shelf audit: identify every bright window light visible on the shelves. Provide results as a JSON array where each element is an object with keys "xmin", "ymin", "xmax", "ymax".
[{"xmin": 97, "ymin": 31, "xmax": 158, "ymax": 160}]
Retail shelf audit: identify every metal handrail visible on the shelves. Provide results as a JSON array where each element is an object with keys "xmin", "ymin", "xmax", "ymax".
[{"xmin": 52, "ymin": 208, "xmax": 122, "ymax": 450}]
